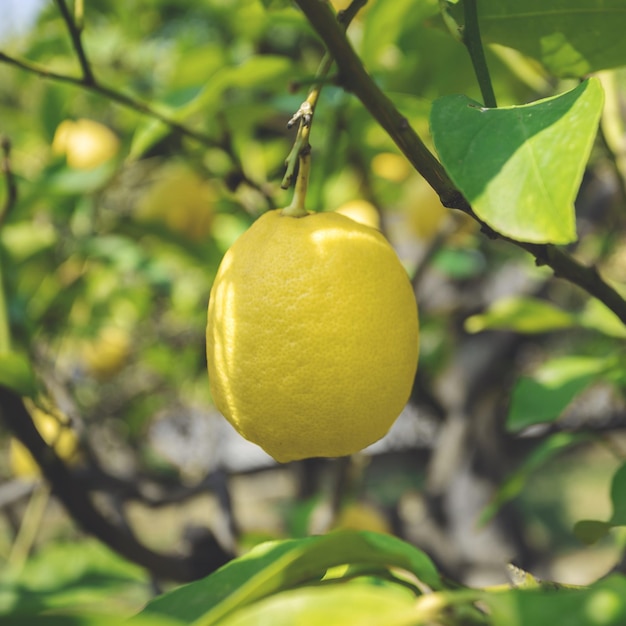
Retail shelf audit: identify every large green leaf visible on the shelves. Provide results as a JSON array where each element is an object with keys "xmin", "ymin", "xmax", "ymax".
[
  {"xmin": 465, "ymin": 296, "xmax": 577, "ymax": 334},
  {"xmin": 431, "ymin": 78, "xmax": 604, "ymax": 244},
  {"xmin": 475, "ymin": 1, "xmax": 626, "ymax": 77},
  {"xmin": 135, "ymin": 531, "xmax": 442, "ymax": 625},
  {"xmin": 216, "ymin": 582, "xmax": 418, "ymax": 626}
]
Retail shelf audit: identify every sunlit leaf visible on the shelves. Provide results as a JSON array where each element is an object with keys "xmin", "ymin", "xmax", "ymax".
[
  {"xmin": 475, "ymin": 0, "xmax": 626, "ymax": 77},
  {"xmin": 465, "ymin": 296, "xmax": 576, "ymax": 334},
  {"xmin": 0, "ymin": 352, "xmax": 37, "ymax": 397},
  {"xmin": 507, "ymin": 355, "xmax": 616, "ymax": 431},
  {"xmin": 431, "ymin": 79, "xmax": 604, "ymax": 244},
  {"xmin": 135, "ymin": 530, "xmax": 442, "ymax": 625}
]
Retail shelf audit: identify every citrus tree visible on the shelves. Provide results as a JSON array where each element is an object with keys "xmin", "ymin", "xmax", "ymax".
[{"xmin": 1, "ymin": 0, "xmax": 626, "ymax": 624}]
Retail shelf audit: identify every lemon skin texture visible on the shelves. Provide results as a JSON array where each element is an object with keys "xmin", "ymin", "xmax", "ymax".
[{"xmin": 206, "ymin": 209, "xmax": 419, "ymax": 463}]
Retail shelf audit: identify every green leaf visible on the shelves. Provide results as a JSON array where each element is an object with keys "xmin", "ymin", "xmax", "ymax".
[
  {"xmin": 609, "ymin": 462, "xmax": 626, "ymax": 526},
  {"xmin": 216, "ymin": 581, "xmax": 418, "ymax": 626},
  {"xmin": 577, "ymin": 298, "xmax": 626, "ymax": 338},
  {"xmin": 465, "ymin": 296, "xmax": 577, "ymax": 334},
  {"xmin": 475, "ymin": 1, "xmax": 626, "ymax": 78},
  {"xmin": 479, "ymin": 433, "xmax": 580, "ymax": 525},
  {"xmin": 135, "ymin": 531, "xmax": 442, "ymax": 625},
  {"xmin": 482, "ymin": 575, "xmax": 626, "ymax": 626},
  {"xmin": 573, "ymin": 519, "xmax": 613, "ymax": 545},
  {"xmin": 0, "ymin": 352, "xmax": 37, "ymax": 397},
  {"xmin": 430, "ymin": 79, "xmax": 604, "ymax": 244},
  {"xmin": 507, "ymin": 355, "xmax": 615, "ymax": 431}
]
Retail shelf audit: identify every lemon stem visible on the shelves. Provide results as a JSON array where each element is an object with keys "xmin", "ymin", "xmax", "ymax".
[{"xmin": 282, "ymin": 148, "xmax": 311, "ymax": 217}]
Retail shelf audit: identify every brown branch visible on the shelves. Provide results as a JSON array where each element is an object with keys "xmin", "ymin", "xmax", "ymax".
[
  {"xmin": 54, "ymin": 0, "xmax": 95, "ymax": 85},
  {"xmin": 0, "ymin": 51, "xmax": 219, "ymax": 149},
  {"xmin": 0, "ymin": 386, "xmax": 232, "ymax": 581},
  {"xmin": 293, "ymin": 0, "xmax": 626, "ymax": 326}
]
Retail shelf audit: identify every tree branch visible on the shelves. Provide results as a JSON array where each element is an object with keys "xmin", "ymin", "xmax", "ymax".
[
  {"xmin": 0, "ymin": 386, "xmax": 233, "ymax": 581},
  {"xmin": 0, "ymin": 52, "xmax": 219, "ymax": 149},
  {"xmin": 293, "ymin": 0, "xmax": 626, "ymax": 326},
  {"xmin": 54, "ymin": 0, "xmax": 95, "ymax": 85},
  {"xmin": 462, "ymin": 0, "xmax": 497, "ymax": 108}
]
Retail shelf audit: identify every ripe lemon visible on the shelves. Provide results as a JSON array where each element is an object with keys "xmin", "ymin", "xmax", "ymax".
[
  {"xmin": 136, "ymin": 163, "xmax": 215, "ymax": 242},
  {"xmin": 206, "ymin": 209, "xmax": 419, "ymax": 463},
  {"xmin": 334, "ymin": 199, "xmax": 381, "ymax": 230},
  {"xmin": 10, "ymin": 401, "xmax": 80, "ymax": 479},
  {"xmin": 52, "ymin": 118, "xmax": 120, "ymax": 170}
]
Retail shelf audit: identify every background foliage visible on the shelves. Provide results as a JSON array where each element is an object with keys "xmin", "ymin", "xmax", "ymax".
[{"xmin": 0, "ymin": 0, "xmax": 626, "ymax": 624}]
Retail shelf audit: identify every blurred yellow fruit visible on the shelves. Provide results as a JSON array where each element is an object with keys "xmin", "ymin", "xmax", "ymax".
[
  {"xmin": 82, "ymin": 326, "xmax": 131, "ymax": 380},
  {"xmin": 207, "ymin": 209, "xmax": 419, "ymax": 463},
  {"xmin": 10, "ymin": 401, "xmax": 80, "ymax": 479},
  {"xmin": 406, "ymin": 177, "xmax": 449, "ymax": 241},
  {"xmin": 372, "ymin": 152, "xmax": 411, "ymax": 183},
  {"xmin": 334, "ymin": 199, "xmax": 381, "ymax": 230},
  {"xmin": 334, "ymin": 501, "xmax": 391, "ymax": 534},
  {"xmin": 136, "ymin": 163, "xmax": 215, "ymax": 241},
  {"xmin": 52, "ymin": 118, "xmax": 120, "ymax": 170}
]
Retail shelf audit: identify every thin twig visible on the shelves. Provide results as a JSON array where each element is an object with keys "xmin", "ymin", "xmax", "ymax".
[
  {"xmin": 282, "ymin": 0, "xmax": 367, "ymax": 189},
  {"xmin": 462, "ymin": 0, "xmax": 497, "ymax": 108},
  {"xmin": 0, "ymin": 136, "xmax": 17, "ymax": 226},
  {"xmin": 0, "ymin": 51, "xmax": 220, "ymax": 149},
  {"xmin": 293, "ymin": 0, "xmax": 626, "ymax": 326},
  {"xmin": 54, "ymin": 0, "xmax": 95, "ymax": 85}
]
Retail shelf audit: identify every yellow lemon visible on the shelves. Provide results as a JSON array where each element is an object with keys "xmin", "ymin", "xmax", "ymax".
[
  {"xmin": 371, "ymin": 152, "xmax": 411, "ymax": 183},
  {"xmin": 136, "ymin": 163, "xmax": 215, "ymax": 242},
  {"xmin": 206, "ymin": 209, "xmax": 419, "ymax": 463},
  {"xmin": 10, "ymin": 402, "xmax": 80, "ymax": 479},
  {"xmin": 334, "ymin": 199, "xmax": 381, "ymax": 230},
  {"xmin": 82, "ymin": 326, "xmax": 131, "ymax": 380},
  {"xmin": 334, "ymin": 501, "xmax": 391, "ymax": 534},
  {"xmin": 52, "ymin": 119, "xmax": 120, "ymax": 170}
]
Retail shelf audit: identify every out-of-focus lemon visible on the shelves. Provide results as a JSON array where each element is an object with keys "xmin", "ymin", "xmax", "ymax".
[
  {"xmin": 10, "ymin": 401, "xmax": 80, "ymax": 479},
  {"xmin": 334, "ymin": 199, "xmax": 381, "ymax": 230},
  {"xmin": 372, "ymin": 152, "xmax": 411, "ymax": 183},
  {"xmin": 52, "ymin": 119, "xmax": 120, "ymax": 170},
  {"xmin": 406, "ymin": 177, "xmax": 450, "ymax": 241},
  {"xmin": 136, "ymin": 163, "xmax": 215, "ymax": 242},
  {"xmin": 334, "ymin": 501, "xmax": 391, "ymax": 534},
  {"xmin": 82, "ymin": 326, "xmax": 131, "ymax": 380}
]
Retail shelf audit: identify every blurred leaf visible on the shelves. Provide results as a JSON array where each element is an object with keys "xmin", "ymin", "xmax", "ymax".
[
  {"xmin": 609, "ymin": 462, "xmax": 626, "ymax": 525},
  {"xmin": 431, "ymin": 79, "xmax": 604, "ymax": 244},
  {"xmin": 0, "ymin": 539, "xmax": 149, "ymax": 619},
  {"xmin": 474, "ymin": 1, "xmax": 626, "ymax": 77},
  {"xmin": 216, "ymin": 581, "xmax": 418, "ymax": 626},
  {"xmin": 128, "ymin": 119, "xmax": 172, "ymax": 161},
  {"xmin": 482, "ymin": 574, "xmax": 626, "ymax": 626},
  {"xmin": 432, "ymin": 248, "xmax": 485, "ymax": 279},
  {"xmin": 507, "ymin": 355, "xmax": 616, "ymax": 431},
  {"xmin": 577, "ymin": 297, "xmax": 626, "ymax": 338},
  {"xmin": 465, "ymin": 296, "xmax": 576, "ymax": 334},
  {"xmin": 0, "ymin": 615, "xmax": 184, "ymax": 626},
  {"xmin": 574, "ymin": 519, "xmax": 613, "ymax": 545},
  {"xmin": 47, "ymin": 162, "xmax": 117, "ymax": 195},
  {"xmin": 0, "ymin": 352, "xmax": 37, "ymax": 397},
  {"xmin": 135, "ymin": 530, "xmax": 442, "ymax": 625},
  {"xmin": 573, "ymin": 463, "xmax": 626, "ymax": 545},
  {"xmin": 480, "ymin": 432, "xmax": 581, "ymax": 525},
  {"xmin": 1, "ymin": 222, "xmax": 57, "ymax": 263}
]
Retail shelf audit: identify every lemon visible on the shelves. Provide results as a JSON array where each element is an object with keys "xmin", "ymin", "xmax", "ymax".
[
  {"xmin": 82, "ymin": 326, "xmax": 131, "ymax": 380},
  {"xmin": 334, "ymin": 199, "xmax": 381, "ymax": 230},
  {"xmin": 136, "ymin": 163, "xmax": 215, "ymax": 242},
  {"xmin": 10, "ymin": 402, "xmax": 80, "ymax": 479},
  {"xmin": 52, "ymin": 119, "xmax": 120, "ymax": 170},
  {"xmin": 206, "ymin": 209, "xmax": 419, "ymax": 463}
]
